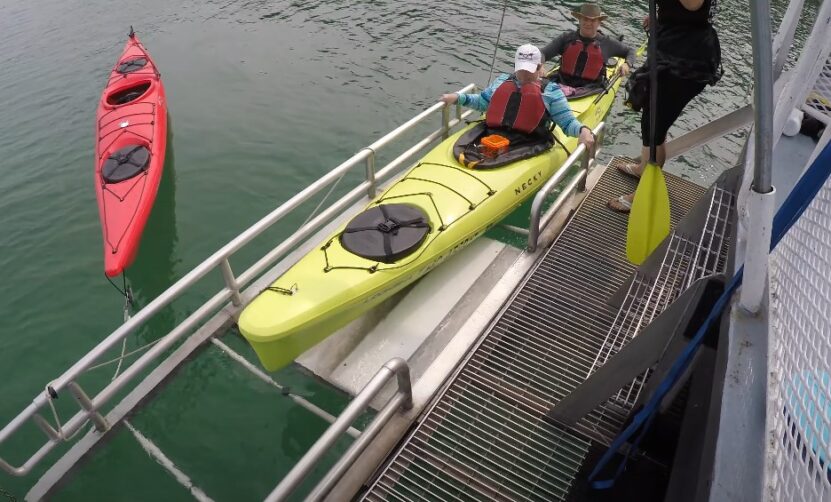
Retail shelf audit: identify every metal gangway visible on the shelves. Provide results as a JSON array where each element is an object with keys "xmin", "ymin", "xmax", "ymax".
[
  {"xmin": 357, "ymin": 161, "xmax": 729, "ymax": 501},
  {"xmin": 263, "ymin": 151, "xmax": 738, "ymax": 501}
]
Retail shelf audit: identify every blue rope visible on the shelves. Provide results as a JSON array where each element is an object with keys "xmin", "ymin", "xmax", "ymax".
[{"xmin": 588, "ymin": 139, "xmax": 831, "ymax": 488}]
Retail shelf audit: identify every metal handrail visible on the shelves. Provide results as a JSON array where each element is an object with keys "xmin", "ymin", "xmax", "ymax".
[
  {"xmin": 527, "ymin": 121, "xmax": 606, "ymax": 251},
  {"xmin": 264, "ymin": 358, "xmax": 412, "ymax": 502},
  {"xmin": 0, "ymin": 85, "xmax": 475, "ymax": 477}
]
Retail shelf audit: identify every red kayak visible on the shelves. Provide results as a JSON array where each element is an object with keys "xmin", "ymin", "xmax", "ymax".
[{"xmin": 95, "ymin": 30, "xmax": 168, "ymax": 277}]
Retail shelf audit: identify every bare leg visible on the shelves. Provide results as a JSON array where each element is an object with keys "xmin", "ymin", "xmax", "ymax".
[
  {"xmin": 608, "ymin": 143, "xmax": 668, "ymax": 213},
  {"xmin": 629, "ymin": 143, "xmax": 667, "ymax": 198},
  {"xmin": 636, "ymin": 142, "xmax": 667, "ymax": 172},
  {"xmin": 655, "ymin": 143, "xmax": 666, "ymax": 167},
  {"xmin": 638, "ymin": 145, "xmax": 649, "ymax": 171},
  {"xmin": 618, "ymin": 146, "xmax": 650, "ymax": 177}
]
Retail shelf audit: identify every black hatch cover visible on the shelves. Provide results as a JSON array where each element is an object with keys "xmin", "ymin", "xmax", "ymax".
[
  {"xmin": 340, "ymin": 204, "xmax": 430, "ymax": 263},
  {"xmin": 102, "ymin": 145, "xmax": 150, "ymax": 184}
]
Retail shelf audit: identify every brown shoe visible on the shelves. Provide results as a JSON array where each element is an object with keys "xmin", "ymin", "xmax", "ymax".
[
  {"xmin": 607, "ymin": 195, "xmax": 633, "ymax": 213},
  {"xmin": 617, "ymin": 162, "xmax": 642, "ymax": 180}
]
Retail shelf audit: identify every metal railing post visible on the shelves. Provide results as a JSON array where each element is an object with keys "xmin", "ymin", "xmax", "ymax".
[
  {"xmin": 739, "ymin": 0, "xmax": 776, "ymax": 314},
  {"xmin": 577, "ymin": 148, "xmax": 590, "ymax": 192},
  {"xmin": 392, "ymin": 359, "xmax": 412, "ymax": 410},
  {"xmin": 750, "ymin": 0, "xmax": 774, "ymax": 195},
  {"xmin": 441, "ymin": 105, "xmax": 450, "ymax": 140},
  {"xmin": 67, "ymin": 382, "xmax": 108, "ymax": 432},
  {"xmin": 32, "ymin": 415, "xmax": 61, "ymax": 441},
  {"xmin": 265, "ymin": 358, "xmax": 412, "ymax": 502},
  {"xmin": 365, "ymin": 148, "xmax": 377, "ymax": 198},
  {"xmin": 219, "ymin": 258, "xmax": 242, "ymax": 307}
]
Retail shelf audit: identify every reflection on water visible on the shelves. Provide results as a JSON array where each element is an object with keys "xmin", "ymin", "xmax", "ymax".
[
  {"xmin": 129, "ymin": 120, "xmax": 179, "ymax": 304},
  {"xmin": 128, "ymin": 120, "xmax": 179, "ymax": 343}
]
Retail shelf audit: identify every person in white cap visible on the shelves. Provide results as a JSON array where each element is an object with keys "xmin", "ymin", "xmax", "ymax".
[{"xmin": 441, "ymin": 44, "xmax": 595, "ymax": 150}]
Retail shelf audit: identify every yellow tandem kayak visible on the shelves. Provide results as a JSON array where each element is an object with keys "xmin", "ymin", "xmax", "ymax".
[{"xmin": 239, "ymin": 63, "xmax": 624, "ymax": 371}]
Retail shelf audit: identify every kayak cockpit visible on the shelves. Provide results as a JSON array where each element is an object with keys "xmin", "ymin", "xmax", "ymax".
[
  {"xmin": 105, "ymin": 81, "xmax": 152, "ymax": 107},
  {"xmin": 453, "ymin": 122, "xmax": 555, "ymax": 169}
]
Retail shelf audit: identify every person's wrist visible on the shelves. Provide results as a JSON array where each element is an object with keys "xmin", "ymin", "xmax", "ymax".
[{"xmin": 580, "ymin": 125, "xmax": 595, "ymax": 139}]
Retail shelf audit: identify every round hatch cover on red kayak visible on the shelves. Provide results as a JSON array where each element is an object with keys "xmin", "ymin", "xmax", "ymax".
[
  {"xmin": 117, "ymin": 57, "xmax": 148, "ymax": 74},
  {"xmin": 340, "ymin": 204, "xmax": 430, "ymax": 263},
  {"xmin": 102, "ymin": 145, "xmax": 150, "ymax": 183}
]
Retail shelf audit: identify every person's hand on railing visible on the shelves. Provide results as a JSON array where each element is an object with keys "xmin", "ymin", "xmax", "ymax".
[
  {"xmin": 579, "ymin": 126, "xmax": 596, "ymax": 153},
  {"xmin": 440, "ymin": 93, "xmax": 458, "ymax": 105}
]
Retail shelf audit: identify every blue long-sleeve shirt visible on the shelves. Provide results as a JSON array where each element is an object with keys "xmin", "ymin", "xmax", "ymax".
[{"xmin": 456, "ymin": 73, "xmax": 584, "ymax": 137}]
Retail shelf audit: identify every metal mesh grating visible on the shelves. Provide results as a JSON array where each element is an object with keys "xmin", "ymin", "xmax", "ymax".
[
  {"xmin": 362, "ymin": 159, "xmax": 718, "ymax": 501},
  {"xmin": 768, "ymin": 156, "xmax": 831, "ymax": 501},
  {"xmin": 806, "ymin": 54, "xmax": 831, "ymax": 123},
  {"xmin": 591, "ymin": 186, "xmax": 734, "ymax": 410}
]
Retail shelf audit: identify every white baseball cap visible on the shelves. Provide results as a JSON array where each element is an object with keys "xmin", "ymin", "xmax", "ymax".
[{"xmin": 515, "ymin": 44, "xmax": 542, "ymax": 73}]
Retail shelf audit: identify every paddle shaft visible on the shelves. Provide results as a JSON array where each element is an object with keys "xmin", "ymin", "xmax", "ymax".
[
  {"xmin": 592, "ymin": 68, "xmax": 622, "ymax": 105},
  {"xmin": 636, "ymin": 38, "xmax": 648, "ymax": 58},
  {"xmin": 648, "ymin": 0, "xmax": 658, "ymax": 164},
  {"xmin": 593, "ymin": 35, "xmax": 648, "ymax": 106}
]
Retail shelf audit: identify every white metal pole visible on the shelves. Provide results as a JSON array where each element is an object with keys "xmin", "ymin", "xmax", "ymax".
[{"xmin": 739, "ymin": 0, "xmax": 776, "ymax": 314}]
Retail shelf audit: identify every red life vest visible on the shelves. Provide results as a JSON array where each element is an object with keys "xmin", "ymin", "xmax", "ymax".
[
  {"xmin": 486, "ymin": 77, "xmax": 547, "ymax": 134},
  {"xmin": 561, "ymin": 39, "xmax": 605, "ymax": 83}
]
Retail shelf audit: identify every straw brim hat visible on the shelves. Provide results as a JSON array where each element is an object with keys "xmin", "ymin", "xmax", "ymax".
[{"xmin": 571, "ymin": 3, "xmax": 608, "ymax": 21}]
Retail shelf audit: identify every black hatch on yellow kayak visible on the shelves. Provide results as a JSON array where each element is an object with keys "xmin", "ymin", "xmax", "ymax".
[{"xmin": 340, "ymin": 204, "xmax": 430, "ymax": 263}]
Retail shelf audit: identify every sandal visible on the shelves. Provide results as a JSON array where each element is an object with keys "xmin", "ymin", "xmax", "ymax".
[
  {"xmin": 616, "ymin": 162, "xmax": 643, "ymax": 180},
  {"xmin": 607, "ymin": 195, "xmax": 633, "ymax": 213}
]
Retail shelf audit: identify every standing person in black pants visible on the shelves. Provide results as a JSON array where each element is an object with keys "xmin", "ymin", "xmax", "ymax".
[{"xmin": 607, "ymin": 0, "xmax": 722, "ymax": 213}]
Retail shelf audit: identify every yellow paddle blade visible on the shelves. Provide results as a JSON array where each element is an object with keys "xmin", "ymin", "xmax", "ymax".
[
  {"xmin": 636, "ymin": 38, "xmax": 648, "ymax": 58},
  {"xmin": 626, "ymin": 162, "xmax": 670, "ymax": 264}
]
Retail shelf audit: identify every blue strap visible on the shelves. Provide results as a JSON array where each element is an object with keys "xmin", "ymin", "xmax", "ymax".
[{"xmin": 588, "ymin": 139, "xmax": 831, "ymax": 488}]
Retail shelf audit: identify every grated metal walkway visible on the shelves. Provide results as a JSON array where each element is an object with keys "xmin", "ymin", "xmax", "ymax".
[{"xmin": 361, "ymin": 159, "xmax": 729, "ymax": 501}]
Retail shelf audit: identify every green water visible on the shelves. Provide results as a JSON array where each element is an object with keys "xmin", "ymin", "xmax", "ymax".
[{"xmin": 0, "ymin": 0, "xmax": 807, "ymax": 499}]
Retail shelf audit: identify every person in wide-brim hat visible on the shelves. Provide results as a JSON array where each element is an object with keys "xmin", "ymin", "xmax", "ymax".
[
  {"xmin": 571, "ymin": 3, "xmax": 608, "ymax": 21},
  {"xmin": 541, "ymin": 2, "xmax": 633, "ymax": 91}
]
